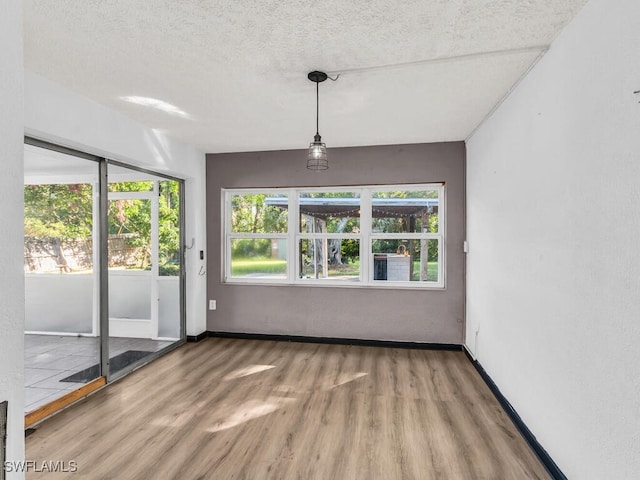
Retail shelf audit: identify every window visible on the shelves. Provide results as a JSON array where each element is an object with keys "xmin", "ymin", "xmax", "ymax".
[
  {"xmin": 225, "ymin": 192, "xmax": 289, "ymax": 281},
  {"xmin": 298, "ymin": 190, "xmax": 361, "ymax": 282},
  {"xmin": 223, "ymin": 184, "xmax": 444, "ymax": 288},
  {"xmin": 370, "ymin": 188, "xmax": 442, "ymax": 284}
]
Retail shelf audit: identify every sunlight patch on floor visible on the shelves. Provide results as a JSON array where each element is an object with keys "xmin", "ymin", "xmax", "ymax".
[
  {"xmin": 207, "ymin": 397, "xmax": 296, "ymax": 433},
  {"xmin": 322, "ymin": 372, "xmax": 368, "ymax": 390},
  {"xmin": 223, "ymin": 364, "xmax": 276, "ymax": 381}
]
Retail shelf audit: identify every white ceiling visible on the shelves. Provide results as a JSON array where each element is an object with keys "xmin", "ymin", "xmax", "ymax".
[{"xmin": 23, "ymin": 0, "xmax": 588, "ymax": 154}]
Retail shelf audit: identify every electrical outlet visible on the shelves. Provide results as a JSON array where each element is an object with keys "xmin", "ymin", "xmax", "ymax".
[{"xmin": 209, "ymin": 300, "xmax": 217, "ymax": 310}]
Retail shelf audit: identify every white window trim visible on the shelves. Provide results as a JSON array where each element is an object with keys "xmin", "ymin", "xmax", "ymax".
[
  {"xmin": 222, "ymin": 188, "xmax": 293, "ymax": 284},
  {"xmin": 223, "ymin": 184, "xmax": 445, "ymax": 289}
]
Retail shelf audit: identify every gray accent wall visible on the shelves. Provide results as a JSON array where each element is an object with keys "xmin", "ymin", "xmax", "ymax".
[{"xmin": 206, "ymin": 142, "xmax": 465, "ymax": 344}]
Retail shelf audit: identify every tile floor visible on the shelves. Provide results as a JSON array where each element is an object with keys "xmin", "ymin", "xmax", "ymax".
[{"xmin": 25, "ymin": 334, "xmax": 174, "ymax": 413}]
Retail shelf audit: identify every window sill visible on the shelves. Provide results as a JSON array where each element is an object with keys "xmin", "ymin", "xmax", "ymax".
[{"xmin": 223, "ymin": 278, "xmax": 446, "ymax": 291}]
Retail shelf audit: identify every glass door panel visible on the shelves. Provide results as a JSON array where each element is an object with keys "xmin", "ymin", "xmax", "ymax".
[
  {"xmin": 108, "ymin": 193, "xmax": 155, "ymax": 377},
  {"xmin": 23, "ymin": 142, "xmax": 185, "ymax": 413},
  {"xmin": 158, "ymin": 180, "xmax": 182, "ymax": 339},
  {"xmin": 23, "ymin": 144, "xmax": 102, "ymax": 413},
  {"xmin": 107, "ymin": 165, "xmax": 183, "ymax": 378}
]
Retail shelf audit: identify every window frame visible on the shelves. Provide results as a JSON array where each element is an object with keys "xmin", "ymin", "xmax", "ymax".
[
  {"xmin": 296, "ymin": 187, "xmax": 363, "ymax": 284},
  {"xmin": 222, "ymin": 183, "xmax": 445, "ymax": 289},
  {"xmin": 223, "ymin": 189, "xmax": 294, "ymax": 284},
  {"xmin": 368, "ymin": 185, "xmax": 444, "ymax": 288}
]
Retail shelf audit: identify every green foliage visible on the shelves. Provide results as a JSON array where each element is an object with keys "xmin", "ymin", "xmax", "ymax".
[
  {"xmin": 372, "ymin": 189, "xmax": 439, "ymax": 199},
  {"xmin": 231, "ymin": 238, "xmax": 272, "ymax": 258},
  {"xmin": 372, "ymin": 239, "xmax": 402, "ymax": 253},
  {"xmin": 159, "ymin": 263, "xmax": 180, "ymax": 276},
  {"xmin": 158, "ymin": 181, "xmax": 180, "ymax": 270},
  {"xmin": 24, "ymin": 184, "xmax": 93, "ymax": 240},
  {"xmin": 25, "ymin": 179, "xmax": 182, "ymax": 275},
  {"xmin": 108, "ymin": 181, "xmax": 154, "ymax": 192},
  {"xmin": 340, "ymin": 239, "xmax": 359, "ymax": 262},
  {"xmin": 230, "ymin": 194, "xmax": 287, "ymax": 257},
  {"xmin": 228, "ymin": 190, "xmax": 441, "ymax": 274},
  {"xmin": 232, "ymin": 194, "xmax": 287, "ymax": 234},
  {"xmin": 107, "ymin": 180, "xmax": 181, "ymax": 272},
  {"xmin": 109, "ymin": 199, "xmax": 151, "ymax": 247},
  {"xmin": 372, "ymin": 189, "xmax": 439, "ymax": 234}
]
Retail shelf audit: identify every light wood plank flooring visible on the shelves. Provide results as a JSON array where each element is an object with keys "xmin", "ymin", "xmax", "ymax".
[{"xmin": 26, "ymin": 338, "xmax": 550, "ymax": 479}]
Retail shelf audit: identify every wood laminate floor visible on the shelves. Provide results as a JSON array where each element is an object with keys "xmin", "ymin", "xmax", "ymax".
[{"xmin": 26, "ymin": 338, "xmax": 550, "ymax": 480}]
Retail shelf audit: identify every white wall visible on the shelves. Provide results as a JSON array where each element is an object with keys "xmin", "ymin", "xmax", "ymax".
[
  {"xmin": 466, "ymin": 0, "xmax": 640, "ymax": 478},
  {"xmin": 0, "ymin": 1, "xmax": 25, "ymax": 478},
  {"xmin": 25, "ymin": 275, "xmax": 94, "ymax": 333},
  {"xmin": 24, "ymin": 71, "xmax": 207, "ymax": 337},
  {"xmin": 25, "ymin": 274, "xmax": 180, "ymax": 339},
  {"xmin": 158, "ymin": 278, "xmax": 181, "ymax": 338}
]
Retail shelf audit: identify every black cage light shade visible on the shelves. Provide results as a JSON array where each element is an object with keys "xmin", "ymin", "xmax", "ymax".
[{"xmin": 307, "ymin": 71, "xmax": 329, "ymax": 170}]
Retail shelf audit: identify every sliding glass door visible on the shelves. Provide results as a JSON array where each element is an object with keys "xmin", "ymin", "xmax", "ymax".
[
  {"xmin": 107, "ymin": 164, "xmax": 183, "ymax": 378},
  {"xmin": 23, "ymin": 139, "xmax": 185, "ymax": 413},
  {"xmin": 23, "ymin": 144, "xmax": 103, "ymax": 412}
]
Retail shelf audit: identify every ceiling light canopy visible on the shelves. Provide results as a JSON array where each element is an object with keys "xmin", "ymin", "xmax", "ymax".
[{"xmin": 307, "ymin": 71, "xmax": 329, "ymax": 171}]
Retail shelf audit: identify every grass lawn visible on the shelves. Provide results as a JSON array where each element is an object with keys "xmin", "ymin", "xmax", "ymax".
[
  {"xmin": 231, "ymin": 257, "xmax": 286, "ymax": 276},
  {"xmin": 327, "ymin": 262, "xmax": 360, "ymax": 277},
  {"xmin": 232, "ymin": 257, "xmax": 438, "ymax": 281},
  {"xmin": 413, "ymin": 261, "xmax": 439, "ymax": 282}
]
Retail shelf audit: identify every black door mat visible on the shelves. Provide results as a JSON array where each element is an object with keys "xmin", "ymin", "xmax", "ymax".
[{"xmin": 60, "ymin": 350, "xmax": 153, "ymax": 383}]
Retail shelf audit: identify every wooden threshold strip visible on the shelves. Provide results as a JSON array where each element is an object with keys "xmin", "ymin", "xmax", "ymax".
[{"xmin": 25, "ymin": 376, "xmax": 106, "ymax": 428}]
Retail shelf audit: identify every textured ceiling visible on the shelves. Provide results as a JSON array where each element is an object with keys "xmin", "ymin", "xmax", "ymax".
[{"xmin": 23, "ymin": 0, "xmax": 588, "ymax": 153}]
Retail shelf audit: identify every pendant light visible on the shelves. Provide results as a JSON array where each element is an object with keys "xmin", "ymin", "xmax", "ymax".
[{"xmin": 307, "ymin": 71, "xmax": 329, "ymax": 170}]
